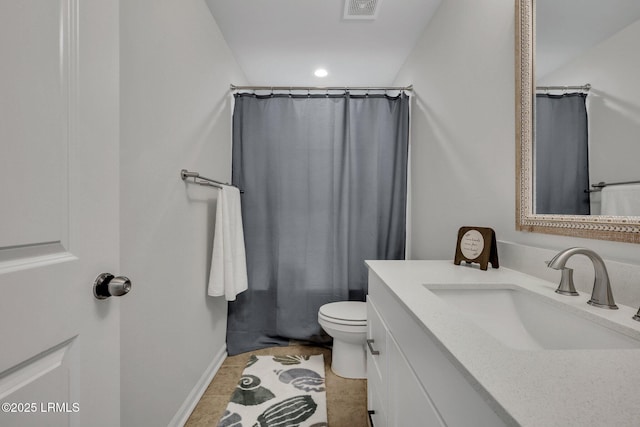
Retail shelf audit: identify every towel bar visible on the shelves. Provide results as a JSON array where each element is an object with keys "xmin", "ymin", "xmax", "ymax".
[{"xmin": 180, "ymin": 169, "xmax": 243, "ymax": 193}]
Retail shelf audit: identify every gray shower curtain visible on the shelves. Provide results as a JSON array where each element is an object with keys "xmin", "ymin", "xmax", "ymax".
[
  {"xmin": 535, "ymin": 93, "xmax": 590, "ymax": 215},
  {"xmin": 226, "ymin": 92, "xmax": 410, "ymax": 355}
]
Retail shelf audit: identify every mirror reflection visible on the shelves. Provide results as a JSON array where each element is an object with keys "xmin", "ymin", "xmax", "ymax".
[{"xmin": 534, "ymin": 0, "xmax": 640, "ymax": 216}]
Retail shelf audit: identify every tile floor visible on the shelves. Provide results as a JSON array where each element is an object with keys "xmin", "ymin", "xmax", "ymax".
[{"xmin": 185, "ymin": 344, "xmax": 368, "ymax": 426}]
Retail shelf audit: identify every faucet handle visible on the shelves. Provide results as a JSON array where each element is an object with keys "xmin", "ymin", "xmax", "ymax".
[
  {"xmin": 555, "ymin": 268, "xmax": 579, "ymax": 296},
  {"xmin": 633, "ymin": 307, "xmax": 640, "ymax": 322}
]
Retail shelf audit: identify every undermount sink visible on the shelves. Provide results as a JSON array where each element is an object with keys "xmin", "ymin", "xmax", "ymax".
[{"xmin": 424, "ymin": 284, "xmax": 640, "ymax": 351}]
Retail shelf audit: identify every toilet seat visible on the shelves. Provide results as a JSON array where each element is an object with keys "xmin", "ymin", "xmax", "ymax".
[{"xmin": 319, "ymin": 301, "xmax": 366, "ymax": 326}]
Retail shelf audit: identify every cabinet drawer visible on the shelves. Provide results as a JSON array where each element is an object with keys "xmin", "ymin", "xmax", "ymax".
[{"xmin": 367, "ymin": 377, "xmax": 387, "ymax": 427}]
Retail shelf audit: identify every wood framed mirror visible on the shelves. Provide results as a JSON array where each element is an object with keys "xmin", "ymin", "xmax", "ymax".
[{"xmin": 515, "ymin": 0, "xmax": 640, "ymax": 243}]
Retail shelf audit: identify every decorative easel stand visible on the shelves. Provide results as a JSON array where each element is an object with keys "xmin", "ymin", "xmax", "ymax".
[{"xmin": 454, "ymin": 226, "xmax": 499, "ymax": 271}]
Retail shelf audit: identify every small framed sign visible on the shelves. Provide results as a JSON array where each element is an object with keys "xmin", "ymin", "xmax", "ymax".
[{"xmin": 454, "ymin": 226, "xmax": 499, "ymax": 270}]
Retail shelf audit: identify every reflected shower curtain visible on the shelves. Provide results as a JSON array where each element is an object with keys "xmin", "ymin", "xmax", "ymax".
[
  {"xmin": 535, "ymin": 93, "xmax": 590, "ymax": 215},
  {"xmin": 227, "ymin": 92, "xmax": 409, "ymax": 355}
]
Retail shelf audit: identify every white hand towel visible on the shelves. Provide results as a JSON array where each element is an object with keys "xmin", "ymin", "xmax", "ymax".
[
  {"xmin": 601, "ymin": 183, "xmax": 640, "ymax": 216},
  {"xmin": 208, "ymin": 185, "xmax": 248, "ymax": 301}
]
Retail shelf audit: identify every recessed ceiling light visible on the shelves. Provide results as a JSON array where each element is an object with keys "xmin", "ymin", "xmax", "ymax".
[{"xmin": 314, "ymin": 68, "xmax": 328, "ymax": 78}]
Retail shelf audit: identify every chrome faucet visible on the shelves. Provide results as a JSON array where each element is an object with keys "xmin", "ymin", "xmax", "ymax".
[{"xmin": 547, "ymin": 247, "xmax": 618, "ymax": 310}]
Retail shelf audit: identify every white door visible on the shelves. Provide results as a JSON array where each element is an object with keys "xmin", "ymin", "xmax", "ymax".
[{"xmin": 0, "ymin": 0, "xmax": 121, "ymax": 426}]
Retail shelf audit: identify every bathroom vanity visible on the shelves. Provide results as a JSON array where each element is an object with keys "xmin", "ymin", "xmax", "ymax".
[{"xmin": 365, "ymin": 260, "xmax": 640, "ymax": 426}]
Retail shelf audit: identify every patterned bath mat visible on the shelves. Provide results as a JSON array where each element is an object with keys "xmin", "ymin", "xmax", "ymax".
[{"xmin": 218, "ymin": 354, "xmax": 328, "ymax": 427}]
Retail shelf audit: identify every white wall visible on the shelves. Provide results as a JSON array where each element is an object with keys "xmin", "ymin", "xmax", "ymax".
[
  {"xmin": 120, "ymin": 1, "xmax": 247, "ymax": 425},
  {"xmin": 395, "ymin": 0, "xmax": 640, "ymax": 307},
  {"xmin": 394, "ymin": 0, "xmax": 515, "ymax": 261}
]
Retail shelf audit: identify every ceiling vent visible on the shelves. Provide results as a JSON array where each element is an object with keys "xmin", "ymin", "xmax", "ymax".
[{"xmin": 343, "ymin": 0, "xmax": 381, "ymax": 20}]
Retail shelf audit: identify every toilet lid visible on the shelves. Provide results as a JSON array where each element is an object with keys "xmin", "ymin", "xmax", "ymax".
[{"xmin": 319, "ymin": 301, "xmax": 366, "ymax": 323}]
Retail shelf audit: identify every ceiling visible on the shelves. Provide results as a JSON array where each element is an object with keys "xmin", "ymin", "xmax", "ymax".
[
  {"xmin": 205, "ymin": 0, "xmax": 442, "ymax": 87},
  {"xmin": 536, "ymin": 0, "xmax": 640, "ymax": 79}
]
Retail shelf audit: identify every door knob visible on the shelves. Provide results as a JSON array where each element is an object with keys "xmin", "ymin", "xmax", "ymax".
[{"xmin": 94, "ymin": 273, "xmax": 132, "ymax": 299}]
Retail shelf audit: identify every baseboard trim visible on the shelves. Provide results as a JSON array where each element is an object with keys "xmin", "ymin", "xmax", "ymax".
[{"xmin": 168, "ymin": 344, "xmax": 228, "ymax": 427}]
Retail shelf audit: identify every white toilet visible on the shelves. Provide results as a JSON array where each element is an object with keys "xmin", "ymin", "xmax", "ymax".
[{"xmin": 318, "ymin": 301, "xmax": 367, "ymax": 379}]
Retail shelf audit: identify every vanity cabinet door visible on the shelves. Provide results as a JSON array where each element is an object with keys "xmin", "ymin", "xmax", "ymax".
[
  {"xmin": 388, "ymin": 334, "xmax": 446, "ymax": 427},
  {"xmin": 367, "ymin": 297, "xmax": 388, "ymax": 384},
  {"xmin": 367, "ymin": 297, "xmax": 388, "ymax": 426}
]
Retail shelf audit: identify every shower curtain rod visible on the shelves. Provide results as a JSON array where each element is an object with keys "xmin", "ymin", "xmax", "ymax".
[
  {"xmin": 536, "ymin": 84, "xmax": 591, "ymax": 92},
  {"xmin": 230, "ymin": 84, "xmax": 413, "ymax": 92}
]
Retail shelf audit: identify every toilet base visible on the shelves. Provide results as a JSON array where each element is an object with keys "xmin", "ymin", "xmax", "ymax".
[{"xmin": 330, "ymin": 339, "xmax": 366, "ymax": 379}]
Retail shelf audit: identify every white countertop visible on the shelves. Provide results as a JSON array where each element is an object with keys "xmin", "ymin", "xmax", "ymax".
[{"xmin": 366, "ymin": 260, "xmax": 640, "ymax": 427}]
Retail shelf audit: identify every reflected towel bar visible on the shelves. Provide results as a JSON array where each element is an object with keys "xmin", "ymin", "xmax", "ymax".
[
  {"xmin": 586, "ymin": 180, "xmax": 640, "ymax": 193},
  {"xmin": 180, "ymin": 169, "xmax": 243, "ymax": 193}
]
